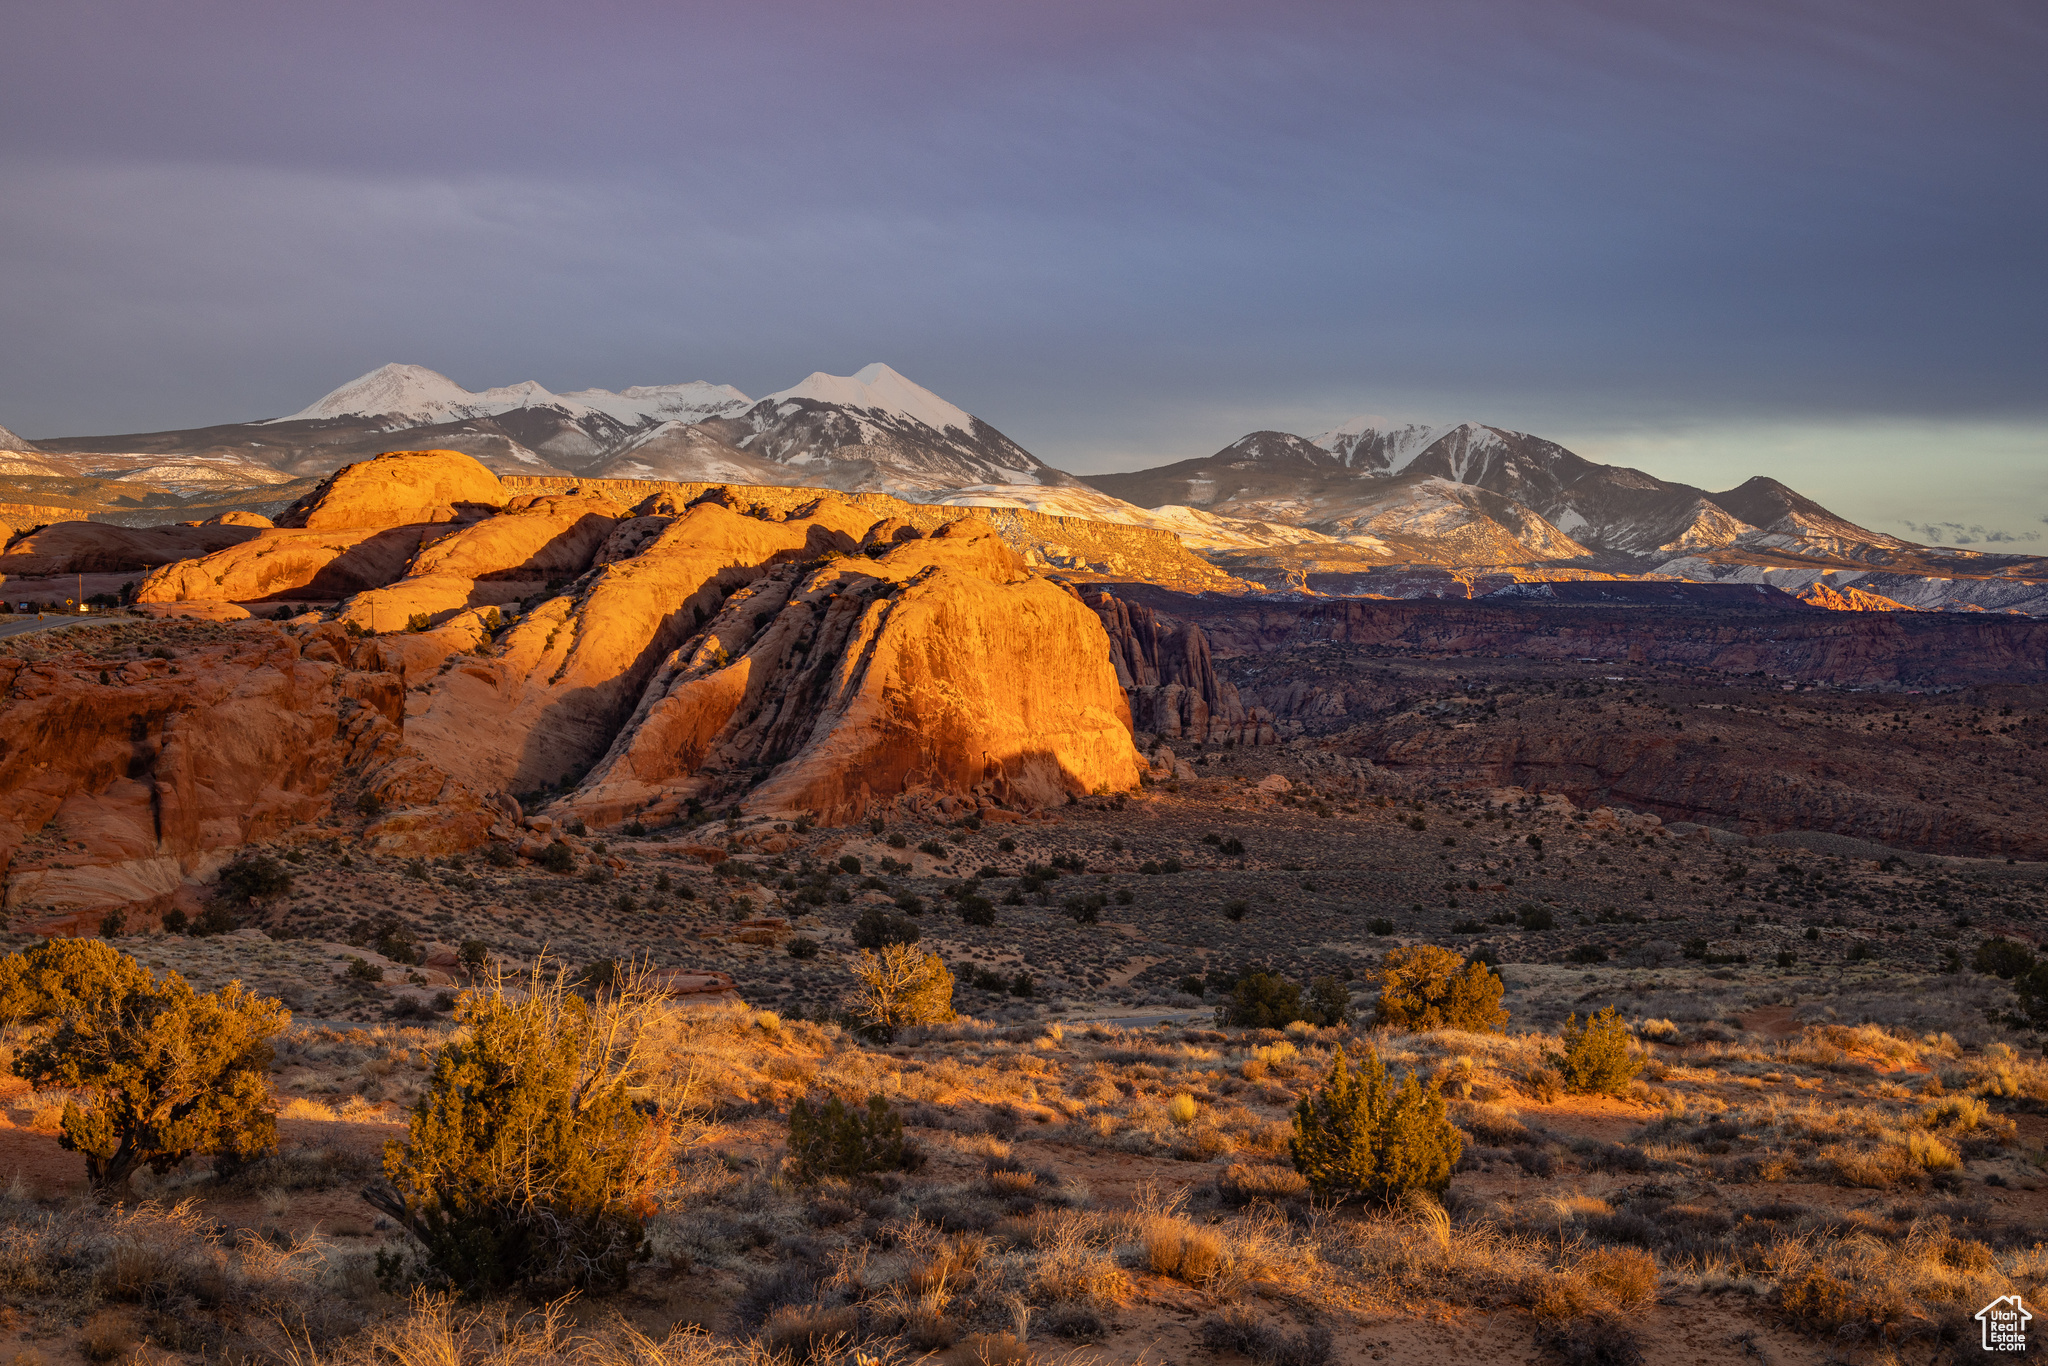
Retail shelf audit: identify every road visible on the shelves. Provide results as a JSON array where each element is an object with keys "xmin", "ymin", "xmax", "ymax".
[{"xmin": 0, "ymin": 614, "xmax": 110, "ymax": 642}]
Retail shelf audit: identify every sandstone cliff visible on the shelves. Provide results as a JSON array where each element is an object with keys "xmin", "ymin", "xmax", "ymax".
[
  {"xmin": 1086, "ymin": 590, "xmax": 1274, "ymax": 745},
  {"xmin": 566, "ymin": 522, "xmax": 1141, "ymax": 826}
]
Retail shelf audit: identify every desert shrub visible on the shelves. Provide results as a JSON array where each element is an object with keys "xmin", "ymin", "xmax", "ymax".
[
  {"xmin": 484, "ymin": 842, "xmax": 517, "ymax": 867},
  {"xmin": 1568, "ymin": 945, "xmax": 1609, "ymax": 964},
  {"xmin": 1976, "ymin": 937, "xmax": 2036, "ymax": 978},
  {"xmin": 786, "ymin": 1093, "xmax": 921, "ymax": 1183},
  {"xmin": 788, "ymin": 936, "xmax": 822, "ymax": 960},
  {"xmin": 538, "ymin": 841, "xmax": 575, "ymax": 873},
  {"xmin": 1146, "ymin": 1217, "xmax": 1223, "ymax": 1284},
  {"xmin": 0, "ymin": 939, "xmax": 286, "ymax": 1193},
  {"xmin": 1517, "ymin": 904, "xmax": 1556, "ymax": 931},
  {"xmin": 216, "ymin": 854, "xmax": 293, "ymax": 902},
  {"xmin": 1372, "ymin": 945, "xmax": 1507, "ymax": 1033},
  {"xmin": 852, "ymin": 907, "xmax": 921, "ymax": 949},
  {"xmin": 1289, "ymin": 1044, "xmax": 1461, "ymax": 1204},
  {"xmin": 1218, "ymin": 1162, "xmax": 1310, "ymax": 1204},
  {"xmin": 346, "ymin": 956, "xmax": 384, "ymax": 982},
  {"xmin": 1217, "ymin": 971, "xmax": 1304, "ymax": 1029},
  {"xmin": 1303, "ymin": 975, "xmax": 1350, "ymax": 1027},
  {"xmin": 2016, "ymin": 962, "xmax": 2048, "ymax": 1027},
  {"xmin": 368, "ymin": 962, "xmax": 666, "ymax": 1294},
  {"xmin": 1579, "ymin": 1247, "xmax": 1657, "ymax": 1308},
  {"xmin": 1224, "ymin": 898, "xmax": 1250, "ymax": 921},
  {"xmin": 1556, "ymin": 1007, "xmax": 1640, "ymax": 1097},
  {"xmin": 958, "ymin": 895, "xmax": 996, "ymax": 926},
  {"xmin": 846, "ymin": 943, "xmax": 955, "ymax": 1039},
  {"xmin": 1200, "ymin": 1308, "xmax": 1334, "ymax": 1366},
  {"xmin": 1366, "ymin": 917, "xmax": 1394, "ymax": 936}
]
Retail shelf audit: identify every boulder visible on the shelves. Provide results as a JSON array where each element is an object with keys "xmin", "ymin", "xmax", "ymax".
[{"xmin": 273, "ymin": 449, "xmax": 506, "ymax": 531}]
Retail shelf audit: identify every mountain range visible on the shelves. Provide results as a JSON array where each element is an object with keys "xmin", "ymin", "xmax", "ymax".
[
  {"xmin": 7, "ymin": 362, "xmax": 2045, "ymax": 612},
  {"xmin": 26, "ymin": 362, "xmax": 1066, "ymax": 496}
]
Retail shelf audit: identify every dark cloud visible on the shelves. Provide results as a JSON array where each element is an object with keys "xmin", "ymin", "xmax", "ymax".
[
  {"xmin": 1, "ymin": 0, "xmax": 2043, "ymax": 490},
  {"xmin": 1901, "ymin": 521, "xmax": 2042, "ymax": 546}
]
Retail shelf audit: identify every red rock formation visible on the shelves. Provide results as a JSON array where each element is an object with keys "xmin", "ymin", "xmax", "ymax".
[
  {"xmin": 274, "ymin": 449, "xmax": 506, "ymax": 530},
  {"xmin": 1086, "ymin": 590, "xmax": 1273, "ymax": 744},
  {"xmin": 566, "ymin": 523, "xmax": 1142, "ymax": 826},
  {"xmin": 400, "ymin": 500, "xmax": 864, "ymax": 795},
  {"xmin": 135, "ymin": 524, "xmax": 438, "ymax": 604},
  {"xmin": 0, "ymin": 519, "xmax": 269, "ymax": 576},
  {"xmin": 0, "ymin": 625, "xmax": 399, "ymax": 930}
]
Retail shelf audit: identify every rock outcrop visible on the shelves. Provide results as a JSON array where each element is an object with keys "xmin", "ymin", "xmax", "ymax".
[
  {"xmin": 0, "ymin": 519, "xmax": 270, "ymax": 576},
  {"xmin": 564, "ymin": 522, "xmax": 1142, "ymax": 825},
  {"xmin": 135, "ymin": 524, "xmax": 438, "ymax": 604},
  {"xmin": 275, "ymin": 449, "xmax": 506, "ymax": 530},
  {"xmin": 0, "ymin": 618, "xmax": 530, "ymax": 930},
  {"xmin": 9, "ymin": 452, "xmax": 1163, "ymax": 926},
  {"xmin": 1087, "ymin": 590, "xmax": 1274, "ymax": 745}
]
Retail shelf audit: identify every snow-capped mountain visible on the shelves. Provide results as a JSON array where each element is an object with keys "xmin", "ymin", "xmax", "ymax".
[
  {"xmin": 1083, "ymin": 420, "xmax": 1912, "ymax": 565},
  {"xmin": 0, "ymin": 421, "xmax": 36, "ymax": 452},
  {"xmin": 39, "ymin": 361, "xmax": 1064, "ymax": 495},
  {"xmin": 272, "ymin": 363, "xmax": 752, "ymax": 429}
]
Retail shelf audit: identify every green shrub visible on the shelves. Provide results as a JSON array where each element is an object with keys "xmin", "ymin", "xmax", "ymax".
[
  {"xmin": 1556, "ymin": 1007, "xmax": 1640, "ymax": 1097},
  {"xmin": 959, "ymin": 896, "xmax": 996, "ymax": 926},
  {"xmin": 1372, "ymin": 945, "xmax": 1507, "ymax": 1033},
  {"xmin": 1289, "ymin": 1045, "xmax": 1460, "ymax": 1205},
  {"xmin": 538, "ymin": 841, "xmax": 575, "ymax": 874},
  {"xmin": 0, "ymin": 939, "xmax": 286, "ymax": 1193},
  {"xmin": 368, "ymin": 965, "xmax": 659, "ymax": 1294},
  {"xmin": 1216, "ymin": 970, "xmax": 1303, "ymax": 1029},
  {"xmin": 406, "ymin": 612, "xmax": 431, "ymax": 633},
  {"xmin": 217, "ymin": 854, "xmax": 293, "ymax": 902},
  {"xmin": 785, "ymin": 1094, "xmax": 921, "ymax": 1184},
  {"xmin": 788, "ymin": 936, "xmax": 822, "ymax": 960},
  {"xmin": 1223, "ymin": 899, "xmax": 1250, "ymax": 922},
  {"xmin": 1366, "ymin": 917, "xmax": 1394, "ymax": 936},
  {"xmin": 846, "ymin": 944, "xmax": 955, "ymax": 1039},
  {"xmin": 1304, "ymin": 976, "xmax": 1350, "ymax": 1028},
  {"xmin": 838, "ymin": 854, "xmax": 862, "ymax": 875},
  {"xmin": 1516, "ymin": 904, "xmax": 1555, "ymax": 931},
  {"xmin": 852, "ymin": 907, "xmax": 921, "ymax": 949},
  {"xmin": 2014, "ymin": 962, "xmax": 2048, "ymax": 1027},
  {"xmin": 1975, "ymin": 938, "xmax": 2037, "ymax": 979},
  {"xmin": 347, "ymin": 957, "xmax": 384, "ymax": 982}
]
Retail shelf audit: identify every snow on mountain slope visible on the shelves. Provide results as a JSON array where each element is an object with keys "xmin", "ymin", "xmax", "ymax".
[
  {"xmin": 764, "ymin": 363, "xmax": 975, "ymax": 433},
  {"xmin": 272, "ymin": 363, "xmax": 752, "ymax": 428},
  {"xmin": 920, "ymin": 484, "xmax": 1343, "ymax": 554},
  {"xmin": 1312, "ymin": 419, "xmax": 1462, "ymax": 474},
  {"xmin": 0, "ymin": 421, "xmax": 38, "ymax": 452},
  {"xmin": 733, "ymin": 364, "xmax": 1066, "ymax": 492},
  {"xmin": 558, "ymin": 382, "xmax": 753, "ymax": 425}
]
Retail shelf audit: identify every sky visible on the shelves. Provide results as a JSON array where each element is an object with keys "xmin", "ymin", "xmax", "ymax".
[{"xmin": 1, "ymin": 0, "xmax": 2043, "ymax": 545}]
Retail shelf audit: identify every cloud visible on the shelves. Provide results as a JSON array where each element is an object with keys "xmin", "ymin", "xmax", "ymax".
[{"xmin": 1901, "ymin": 520, "xmax": 2040, "ymax": 546}]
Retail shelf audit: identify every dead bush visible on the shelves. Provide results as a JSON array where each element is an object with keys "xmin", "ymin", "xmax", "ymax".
[
  {"xmin": 1198, "ymin": 1307, "xmax": 1334, "ymax": 1366},
  {"xmin": 1218, "ymin": 1163, "xmax": 1310, "ymax": 1205}
]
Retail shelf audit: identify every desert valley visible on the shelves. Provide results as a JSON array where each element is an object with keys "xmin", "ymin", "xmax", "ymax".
[{"xmin": 0, "ymin": 361, "xmax": 2043, "ymax": 1366}]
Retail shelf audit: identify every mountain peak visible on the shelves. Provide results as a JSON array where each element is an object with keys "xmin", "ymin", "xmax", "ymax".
[
  {"xmin": 764, "ymin": 364, "xmax": 976, "ymax": 434},
  {"xmin": 276, "ymin": 363, "xmax": 484, "ymax": 424},
  {"xmin": 0, "ymin": 419, "xmax": 37, "ymax": 451}
]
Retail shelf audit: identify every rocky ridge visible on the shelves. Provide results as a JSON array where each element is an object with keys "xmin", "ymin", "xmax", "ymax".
[{"xmin": 1, "ymin": 451, "xmax": 1151, "ymax": 928}]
